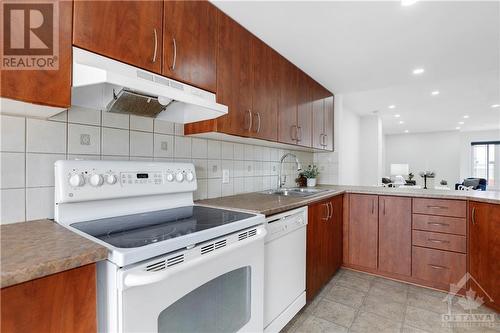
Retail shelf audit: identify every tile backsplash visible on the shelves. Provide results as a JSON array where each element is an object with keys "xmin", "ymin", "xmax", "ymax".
[{"xmin": 0, "ymin": 108, "xmax": 313, "ymax": 224}]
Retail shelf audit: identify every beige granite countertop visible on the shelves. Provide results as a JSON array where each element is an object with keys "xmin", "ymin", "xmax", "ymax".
[
  {"xmin": 1, "ymin": 219, "xmax": 108, "ymax": 288},
  {"xmin": 196, "ymin": 185, "xmax": 500, "ymax": 216}
]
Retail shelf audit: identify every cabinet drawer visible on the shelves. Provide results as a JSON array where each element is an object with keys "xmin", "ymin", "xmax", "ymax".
[
  {"xmin": 413, "ymin": 198, "xmax": 466, "ymax": 218},
  {"xmin": 412, "ymin": 214, "xmax": 466, "ymax": 235},
  {"xmin": 412, "ymin": 230, "xmax": 466, "ymax": 253},
  {"xmin": 412, "ymin": 246, "xmax": 466, "ymax": 286}
]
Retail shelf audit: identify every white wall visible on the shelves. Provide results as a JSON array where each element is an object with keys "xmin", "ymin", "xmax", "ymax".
[
  {"xmin": 385, "ymin": 131, "xmax": 461, "ymax": 187},
  {"xmin": 359, "ymin": 115, "xmax": 383, "ymax": 186}
]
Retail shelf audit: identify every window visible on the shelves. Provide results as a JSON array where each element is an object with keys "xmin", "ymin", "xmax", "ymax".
[{"xmin": 471, "ymin": 141, "xmax": 500, "ymax": 190}]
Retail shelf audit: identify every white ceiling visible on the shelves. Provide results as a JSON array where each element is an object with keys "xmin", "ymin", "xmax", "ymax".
[{"xmin": 212, "ymin": 1, "xmax": 500, "ymax": 135}]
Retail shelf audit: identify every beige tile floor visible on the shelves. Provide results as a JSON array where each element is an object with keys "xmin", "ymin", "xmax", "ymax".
[{"xmin": 281, "ymin": 269, "xmax": 499, "ymax": 333}]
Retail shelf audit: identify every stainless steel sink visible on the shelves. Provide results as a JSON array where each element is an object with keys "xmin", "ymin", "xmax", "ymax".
[{"xmin": 261, "ymin": 187, "xmax": 328, "ymax": 197}]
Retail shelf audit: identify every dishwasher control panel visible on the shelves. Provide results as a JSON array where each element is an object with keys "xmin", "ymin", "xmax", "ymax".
[{"xmin": 265, "ymin": 207, "xmax": 307, "ymax": 242}]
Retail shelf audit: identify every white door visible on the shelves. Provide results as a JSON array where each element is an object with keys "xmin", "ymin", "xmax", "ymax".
[{"xmin": 118, "ymin": 226, "xmax": 266, "ymax": 333}]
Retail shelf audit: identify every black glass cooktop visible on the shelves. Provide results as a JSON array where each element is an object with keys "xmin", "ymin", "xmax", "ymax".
[{"xmin": 71, "ymin": 206, "xmax": 255, "ymax": 249}]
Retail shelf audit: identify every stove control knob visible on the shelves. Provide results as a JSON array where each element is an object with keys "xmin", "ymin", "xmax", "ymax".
[
  {"xmin": 89, "ymin": 174, "xmax": 104, "ymax": 187},
  {"xmin": 175, "ymin": 172, "xmax": 184, "ymax": 182},
  {"xmin": 185, "ymin": 171, "xmax": 194, "ymax": 182},
  {"xmin": 166, "ymin": 172, "xmax": 175, "ymax": 182},
  {"xmin": 105, "ymin": 174, "xmax": 117, "ymax": 185},
  {"xmin": 69, "ymin": 174, "xmax": 85, "ymax": 187}
]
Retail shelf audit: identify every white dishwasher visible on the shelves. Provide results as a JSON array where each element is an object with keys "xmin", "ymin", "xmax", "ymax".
[{"xmin": 264, "ymin": 206, "xmax": 307, "ymax": 333}]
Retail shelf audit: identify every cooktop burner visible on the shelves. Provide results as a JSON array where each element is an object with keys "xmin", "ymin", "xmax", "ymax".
[{"xmin": 71, "ymin": 206, "xmax": 255, "ymax": 248}]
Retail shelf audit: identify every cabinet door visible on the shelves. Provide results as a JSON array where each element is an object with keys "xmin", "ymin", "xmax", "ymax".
[
  {"xmin": 163, "ymin": 1, "xmax": 217, "ymax": 92},
  {"xmin": 348, "ymin": 194, "xmax": 378, "ymax": 269},
  {"xmin": 251, "ymin": 38, "xmax": 278, "ymax": 141},
  {"xmin": 469, "ymin": 202, "xmax": 500, "ymax": 312},
  {"xmin": 306, "ymin": 200, "xmax": 330, "ymax": 301},
  {"xmin": 324, "ymin": 95, "xmax": 334, "ymax": 151},
  {"xmin": 378, "ymin": 196, "xmax": 411, "ymax": 276},
  {"xmin": 277, "ymin": 56, "xmax": 298, "ymax": 145},
  {"xmin": 73, "ymin": 1, "xmax": 163, "ymax": 73},
  {"xmin": 1, "ymin": 0, "xmax": 72, "ymax": 108},
  {"xmin": 312, "ymin": 82, "xmax": 325, "ymax": 150},
  {"xmin": 296, "ymin": 71, "xmax": 313, "ymax": 148},
  {"xmin": 330, "ymin": 195, "xmax": 344, "ymax": 275},
  {"xmin": 215, "ymin": 12, "xmax": 253, "ymax": 137},
  {"xmin": 1, "ymin": 264, "xmax": 96, "ymax": 333}
]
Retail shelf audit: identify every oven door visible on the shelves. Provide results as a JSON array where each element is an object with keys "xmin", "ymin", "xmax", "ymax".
[{"xmin": 117, "ymin": 226, "xmax": 266, "ymax": 333}]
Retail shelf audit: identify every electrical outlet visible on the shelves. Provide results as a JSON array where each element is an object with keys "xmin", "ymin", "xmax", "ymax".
[
  {"xmin": 161, "ymin": 141, "xmax": 168, "ymax": 151},
  {"xmin": 222, "ymin": 169, "xmax": 230, "ymax": 184}
]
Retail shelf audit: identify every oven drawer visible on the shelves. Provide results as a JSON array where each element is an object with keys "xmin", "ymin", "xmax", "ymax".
[
  {"xmin": 413, "ymin": 198, "xmax": 466, "ymax": 218},
  {"xmin": 412, "ymin": 214, "xmax": 466, "ymax": 235},
  {"xmin": 412, "ymin": 230, "xmax": 466, "ymax": 253},
  {"xmin": 412, "ymin": 246, "xmax": 466, "ymax": 286}
]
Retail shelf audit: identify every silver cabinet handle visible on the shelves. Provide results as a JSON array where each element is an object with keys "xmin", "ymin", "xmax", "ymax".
[
  {"xmin": 371, "ymin": 199, "xmax": 375, "ymax": 214},
  {"xmin": 291, "ymin": 125, "xmax": 297, "ymax": 141},
  {"xmin": 328, "ymin": 202, "xmax": 334, "ymax": 219},
  {"xmin": 245, "ymin": 110, "xmax": 253, "ymax": 130},
  {"xmin": 429, "ymin": 264, "xmax": 448, "ymax": 270},
  {"xmin": 383, "ymin": 199, "xmax": 386, "ymax": 215},
  {"xmin": 297, "ymin": 126, "xmax": 302, "ymax": 142},
  {"xmin": 323, "ymin": 134, "xmax": 328, "ymax": 147},
  {"xmin": 152, "ymin": 28, "xmax": 158, "ymax": 63},
  {"xmin": 471, "ymin": 207, "xmax": 476, "ymax": 225},
  {"xmin": 322, "ymin": 203, "xmax": 329, "ymax": 221},
  {"xmin": 428, "ymin": 238, "xmax": 450, "ymax": 244},
  {"xmin": 170, "ymin": 37, "xmax": 177, "ymax": 70},
  {"xmin": 427, "ymin": 205, "xmax": 448, "ymax": 209},
  {"xmin": 255, "ymin": 112, "xmax": 261, "ymax": 133},
  {"xmin": 428, "ymin": 222, "xmax": 449, "ymax": 227}
]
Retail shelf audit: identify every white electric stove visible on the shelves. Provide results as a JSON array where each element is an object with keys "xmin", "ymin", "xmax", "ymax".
[{"xmin": 54, "ymin": 160, "xmax": 266, "ymax": 333}]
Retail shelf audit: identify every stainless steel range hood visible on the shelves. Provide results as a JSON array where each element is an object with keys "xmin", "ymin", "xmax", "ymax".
[{"xmin": 71, "ymin": 47, "xmax": 227, "ymax": 123}]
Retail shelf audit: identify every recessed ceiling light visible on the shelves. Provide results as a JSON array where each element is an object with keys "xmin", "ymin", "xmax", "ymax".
[
  {"xmin": 388, "ymin": 105, "xmax": 396, "ymax": 109},
  {"xmin": 401, "ymin": 0, "xmax": 418, "ymax": 6},
  {"xmin": 458, "ymin": 121, "xmax": 464, "ymax": 125},
  {"xmin": 412, "ymin": 68, "xmax": 425, "ymax": 75},
  {"xmin": 456, "ymin": 127, "xmax": 461, "ymax": 130},
  {"xmin": 431, "ymin": 90, "xmax": 440, "ymax": 96},
  {"xmin": 399, "ymin": 120, "xmax": 405, "ymax": 124},
  {"xmin": 404, "ymin": 130, "xmax": 409, "ymax": 133},
  {"xmin": 394, "ymin": 114, "xmax": 401, "ymax": 118},
  {"xmin": 491, "ymin": 104, "xmax": 500, "ymax": 108},
  {"xmin": 463, "ymin": 115, "xmax": 470, "ymax": 119}
]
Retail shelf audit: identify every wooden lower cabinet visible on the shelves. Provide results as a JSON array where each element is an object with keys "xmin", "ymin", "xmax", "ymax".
[
  {"xmin": 1, "ymin": 264, "xmax": 97, "ymax": 333},
  {"xmin": 347, "ymin": 194, "xmax": 378, "ymax": 270},
  {"xmin": 306, "ymin": 195, "xmax": 342, "ymax": 301},
  {"xmin": 469, "ymin": 201, "xmax": 500, "ymax": 312},
  {"xmin": 412, "ymin": 246, "xmax": 466, "ymax": 287},
  {"xmin": 378, "ymin": 196, "xmax": 411, "ymax": 276}
]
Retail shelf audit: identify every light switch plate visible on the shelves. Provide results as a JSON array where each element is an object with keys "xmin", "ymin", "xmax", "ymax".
[{"xmin": 222, "ymin": 169, "xmax": 230, "ymax": 184}]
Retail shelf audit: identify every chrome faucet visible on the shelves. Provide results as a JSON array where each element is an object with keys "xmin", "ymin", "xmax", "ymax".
[{"xmin": 278, "ymin": 153, "xmax": 302, "ymax": 189}]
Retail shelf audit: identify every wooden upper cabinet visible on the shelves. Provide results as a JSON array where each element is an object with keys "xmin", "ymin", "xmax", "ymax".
[
  {"xmin": 278, "ymin": 56, "xmax": 298, "ymax": 145},
  {"xmin": 251, "ymin": 38, "xmax": 278, "ymax": 141},
  {"xmin": 469, "ymin": 201, "xmax": 500, "ymax": 312},
  {"xmin": 348, "ymin": 194, "xmax": 379, "ymax": 269},
  {"xmin": 163, "ymin": 1, "xmax": 217, "ymax": 92},
  {"xmin": 296, "ymin": 71, "xmax": 313, "ymax": 148},
  {"xmin": 1, "ymin": 0, "xmax": 72, "ymax": 108},
  {"xmin": 378, "ymin": 196, "xmax": 412, "ymax": 276},
  {"xmin": 324, "ymin": 94, "xmax": 334, "ymax": 151},
  {"xmin": 215, "ymin": 12, "xmax": 253, "ymax": 137},
  {"xmin": 312, "ymin": 82, "xmax": 325, "ymax": 150},
  {"xmin": 73, "ymin": 1, "xmax": 163, "ymax": 74}
]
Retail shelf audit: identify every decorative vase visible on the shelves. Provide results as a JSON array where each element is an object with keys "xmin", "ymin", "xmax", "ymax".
[{"xmin": 307, "ymin": 178, "xmax": 317, "ymax": 187}]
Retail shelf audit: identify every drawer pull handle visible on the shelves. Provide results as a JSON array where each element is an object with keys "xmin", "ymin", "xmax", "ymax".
[
  {"xmin": 428, "ymin": 222, "xmax": 449, "ymax": 227},
  {"xmin": 429, "ymin": 264, "xmax": 448, "ymax": 270},
  {"xmin": 427, "ymin": 205, "xmax": 448, "ymax": 209},
  {"xmin": 428, "ymin": 238, "xmax": 450, "ymax": 244}
]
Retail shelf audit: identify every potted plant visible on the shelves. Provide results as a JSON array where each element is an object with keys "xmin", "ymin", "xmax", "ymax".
[{"xmin": 301, "ymin": 165, "xmax": 320, "ymax": 187}]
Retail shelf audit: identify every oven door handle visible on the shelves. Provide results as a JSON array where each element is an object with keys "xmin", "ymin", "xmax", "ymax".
[{"xmin": 121, "ymin": 229, "xmax": 267, "ymax": 290}]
